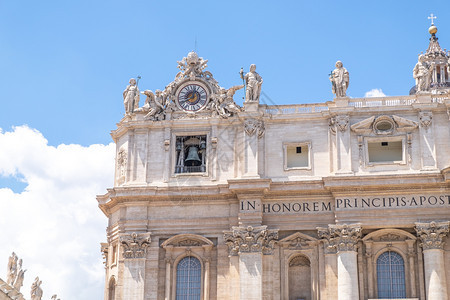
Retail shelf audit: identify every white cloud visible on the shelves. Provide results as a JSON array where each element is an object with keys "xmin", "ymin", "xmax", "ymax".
[
  {"xmin": 364, "ymin": 88, "xmax": 386, "ymax": 98},
  {"xmin": 0, "ymin": 126, "xmax": 115, "ymax": 300}
]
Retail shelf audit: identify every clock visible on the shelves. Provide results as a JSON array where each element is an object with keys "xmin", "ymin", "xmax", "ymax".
[{"xmin": 176, "ymin": 83, "xmax": 208, "ymax": 112}]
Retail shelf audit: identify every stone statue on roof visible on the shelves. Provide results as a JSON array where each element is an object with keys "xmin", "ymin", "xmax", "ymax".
[
  {"xmin": 244, "ymin": 64, "xmax": 263, "ymax": 103},
  {"xmin": 413, "ymin": 55, "xmax": 433, "ymax": 93},
  {"xmin": 123, "ymin": 78, "xmax": 140, "ymax": 113},
  {"xmin": 330, "ymin": 60, "xmax": 349, "ymax": 98}
]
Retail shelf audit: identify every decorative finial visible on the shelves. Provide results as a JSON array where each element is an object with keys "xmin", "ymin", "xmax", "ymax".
[{"xmin": 428, "ymin": 14, "xmax": 438, "ymax": 35}]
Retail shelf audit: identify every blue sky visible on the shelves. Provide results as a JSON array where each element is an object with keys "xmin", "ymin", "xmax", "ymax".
[{"xmin": 0, "ymin": 1, "xmax": 449, "ymax": 299}]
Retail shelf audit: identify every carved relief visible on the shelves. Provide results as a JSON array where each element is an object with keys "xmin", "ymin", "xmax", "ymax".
[
  {"xmin": 289, "ymin": 255, "xmax": 310, "ymax": 267},
  {"xmin": 280, "ymin": 232, "xmax": 318, "ymax": 250},
  {"xmin": 244, "ymin": 119, "xmax": 265, "ymax": 138},
  {"xmin": 117, "ymin": 148, "xmax": 127, "ymax": 185},
  {"xmin": 419, "ymin": 111, "xmax": 433, "ymax": 129},
  {"xmin": 330, "ymin": 115, "xmax": 349, "ymax": 133},
  {"xmin": 351, "ymin": 115, "xmax": 418, "ymax": 135},
  {"xmin": 120, "ymin": 232, "xmax": 151, "ymax": 259},
  {"xmin": 415, "ymin": 221, "xmax": 450, "ymax": 250},
  {"xmin": 223, "ymin": 225, "xmax": 278, "ymax": 256},
  {"xmin": 161, "ymin": 234, "xmax": 214, "ymax": 249},
  {"xmin": 376, "ymin": 233, "xmax": 403, "ymax": 242},
  {"xmin": 317, "ymin": 224, "xmax": 362, "ymax": 252}
]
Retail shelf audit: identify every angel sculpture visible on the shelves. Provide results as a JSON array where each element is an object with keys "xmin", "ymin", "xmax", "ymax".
[
  {"xmin": 13, "ymin": 259, "xmax": 26, "ymax": 291},
  {"xmin": 140, "ymin": 89, "xmax": 166, "ymax": 121},
  {"xmin": 214, "ymin": 85, "xmax": 244, "ymax": 118},
  {"xmin": 6, "ymin": 252, "xmax": 18, "ymax": 286},
  {"xmin": 30, "ymin": 277, "xmax": 43, "ymax": 300}
]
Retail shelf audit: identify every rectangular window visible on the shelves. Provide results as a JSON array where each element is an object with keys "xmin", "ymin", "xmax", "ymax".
[
  {"xmin": 175, "ymin": 135, "xmax": 207, "ymax": 174},
  {"xmin": 368, "ymin": 140, "xmax": 402, "ymax": 163},
  {"xmin": 284, "ymin": 142, "xmax": 311, "ymax": 170}
]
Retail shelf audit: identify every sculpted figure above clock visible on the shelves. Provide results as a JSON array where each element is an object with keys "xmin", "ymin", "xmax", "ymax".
[{"xmin": 123, "ymin": 51, "xmax": 245, "ymax": 120}]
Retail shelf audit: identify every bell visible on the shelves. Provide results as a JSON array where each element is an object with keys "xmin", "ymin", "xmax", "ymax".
[{"xmin": 185, "ymin": 146, "xmax": 201, "ymax": 166}]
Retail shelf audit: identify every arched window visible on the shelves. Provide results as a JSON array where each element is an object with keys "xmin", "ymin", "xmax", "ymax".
[
  {"xmin": 377, "ymin": 251, "xmax": 406, "ymax": 298},
  {"xmin": 108, "ymin": 276, "xmax": 116, "ymax": 300},
  {"xmin": 176, "ymin": 256, "xmax": 201, "ymax": 300},
  {"xmin": 288, "ymin": 255, "xmax": 311, "ymax": 300}
]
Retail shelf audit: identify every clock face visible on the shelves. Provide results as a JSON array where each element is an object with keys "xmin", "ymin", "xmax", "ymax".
[{"xmin": 177, "ymin": 84, "xmax": 208, "ymax": 112}]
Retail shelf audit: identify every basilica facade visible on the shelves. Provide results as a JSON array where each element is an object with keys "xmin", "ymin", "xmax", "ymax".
[{"xmin": 98, "ymin": 23, "xmax": 450, "ymax": 300}]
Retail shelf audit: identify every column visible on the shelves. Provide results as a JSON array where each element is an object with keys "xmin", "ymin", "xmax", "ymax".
[
  {"xmin": 164, "ymin": 246, "xmax": 173, "ymax": 300},
  {"xmin": 318, "ymin": 224, "xmax": 362, "ymax": 300},
  {"xmin": 202, "ymin": 245, "xmax": 212, "ymax": 300},
  {"xmin": 364, "ymin": 241, "xmax": 374, "ymax": 299},
  {"xmin": 224, "ymin": 225, "xmax": 278, "ymax": 300},
  {"xmin": 119, "ymin": 232, "xmax": 151, "ymax": 300},
  {"xmin": 405, "ymin": 239, "xmax": 417, "ymax": 298},
  {"xmin": 415, "ymin": 221, "xmax": 450, "ymax": 300}
]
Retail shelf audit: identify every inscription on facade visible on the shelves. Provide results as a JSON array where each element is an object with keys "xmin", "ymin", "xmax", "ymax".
[
  {"xmin": 335, "ymin": 194, "xmax": 450, "ymax": 210},
  {"xmin": 240, "ymin": 194, "xmax": 450, "ymax": 215}
]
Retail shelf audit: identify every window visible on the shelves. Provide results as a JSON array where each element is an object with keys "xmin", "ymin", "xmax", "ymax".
[
  {"xmin": 284, "ymin": 143, "xmax": 311, "ymax": 170},
  {"xmin": 176, "ymin": 256, "xmax": 202, "ymax": 300},
  {"xmin": 288, "ymin": 255, "xmax": 311, "ymax": 300},
  {"xmin": 175, "ymin": 136, "xmax": 207, "ymax": 174},
  {"xmin": 108, "ymin": 277, "xmax": 116, "ymax": 300},
  {"xmin": 376, "ymin": 251, "xmax": 406, "ymax": 299},
  {"xmin": 366, "ymin": 138, "xmax": 404, "ymax": 164}
]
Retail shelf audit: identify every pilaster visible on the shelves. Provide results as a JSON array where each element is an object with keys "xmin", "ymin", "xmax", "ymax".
[
  {"xmin": 318, "ymin": 224, "xmax": 362, "ymax": 300},
  {"xmin": 119, "ymin": 232, "xmax": 151, "ymax": 300},
  {"xmin": 329, "ymin": 115, "xmax": 352, "ymax": 174},
  {"xmin": 418, "ymin": 110, "xmax": 438, "ymax": 170},
  {"xmin": 224, "ymin": 225, "xmax": 278, "ymax": 300},
  {"xmin": 415, "ymin": 221, "xmax": 449, "ymax": 300}
]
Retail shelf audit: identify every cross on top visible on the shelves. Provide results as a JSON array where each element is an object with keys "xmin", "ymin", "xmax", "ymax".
[{"xmin": 428, "ymin": 13, "xmax": 437, "ymax": 25}]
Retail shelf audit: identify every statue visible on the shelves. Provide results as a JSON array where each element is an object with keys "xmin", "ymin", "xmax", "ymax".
[
  {"xmin": 51, "ymin": 295, "xmax": 60, "ymax": 300},
  {"xmin": 330, "ymin": 61, "xmax": 349, "ymax": 98},
  {"xmin": 413, "ymin": 55, "xmax": 433, "ymax": 92},
  {"xmin": 140, "ymin": 90, "xmax": 166, "ymax": 120},
  {"xmin": 213, "ymin": 85, "xmax": 243, "ymax": 118},
  {"xmin": 30, "ymin": 277, "xmax": 43, "ymax": 300},
  {"xmin": 123, "ymin": 78, "xmax": 140, "ymax": 113},
  {"xmin": 6, "ymin": 252, "xmax": 18, "ymax": 286},
  {"xmin": 244, "ymin": 64, "xmax": 263, "ymax": 102},
  {"xmin": 13, "ymin": 259, "xmax": 26, "ymax": 291}
]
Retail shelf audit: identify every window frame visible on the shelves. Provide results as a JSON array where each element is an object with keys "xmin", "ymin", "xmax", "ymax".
[
  {"xmin": 171, "ymin": 131, "xmax": 210, "ymax": 177},
  {"xmin": 364, "ymin": 136, "xmax": 407, "ymax": 167},
  {"xmin": 375, "ymin": 250, "xmax": 407, "ymax": 299},
  {"xmin": 173, "ymin": 254, "xmax": 204, "ymax": 300},
  {"xmin": 283, "ymin": 141, "xmax": 312, "ymax": 171}
]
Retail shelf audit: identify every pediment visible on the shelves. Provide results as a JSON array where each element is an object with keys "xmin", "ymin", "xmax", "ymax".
[
  {"xmin": 280, "ymin": 232, "xmax": 317, "ymax": 249},
  {"xmin": 351, "ymin": 115, "xmax": 418, "ymax": 135},
  {"xmin": 161, "ymin": 234, "xmax": 214, "ymax": 248},
  {"xmin": 362, "ymin": 228, "xmax": 416, "ymax": 242}
]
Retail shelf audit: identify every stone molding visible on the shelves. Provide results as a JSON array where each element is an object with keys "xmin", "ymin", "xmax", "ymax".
[
  {"xmin": 223, "ymin": 225, "xmax": 278, "ymax": 256},
  {"xmin": 244, "ymin": 118, "xmax": 265, "ymax": 138},
  {"xmin": 119, "ymin": 232, "xmax": 151, "ymax": 259},
  {"xmin": 317, "ymin": 223, "xmax": 362, "ymax": 253},
  {"xmin": 415, "ymin": 221, "xmax": 450, "ymax": 250}
]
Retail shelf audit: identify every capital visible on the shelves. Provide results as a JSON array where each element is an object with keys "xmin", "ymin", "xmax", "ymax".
[
  {"xmin": 223, "ymin": 225, "xmax": 278, "ymax": 256},
  {"xmin": 415, "ymin": 221, "xmax": 449, "ymax": 250},
  {"xmin": 318, "ymin": 224, "xmax": 362, "ymax": 252},
  {"xmin": 119, "ymin": 232, "xmax": 151, "ymax": 259}
]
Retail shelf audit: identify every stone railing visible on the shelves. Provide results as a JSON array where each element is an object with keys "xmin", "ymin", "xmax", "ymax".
[
  {"xmin": 264, "ymin": 93, "xmax": 449, "ymax": 115},
  {"xmin": 265, "ymin": 104, "xmax": 329, "ymax": 115},
  {"xmin": 348, "ymin": 95, "xmax": 417, "ymax": 108}
]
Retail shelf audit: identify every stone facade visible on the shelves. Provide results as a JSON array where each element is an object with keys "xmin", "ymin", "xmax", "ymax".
[{"xmin": 98, "ymin": 24, "xmax": 450, "ymax": 300}]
